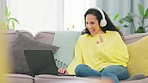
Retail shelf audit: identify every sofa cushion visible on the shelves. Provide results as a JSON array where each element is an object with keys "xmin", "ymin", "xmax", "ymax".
[
  {"xmin": 52, "ymin": 31, "xmax": 81, "ymax": 68},
  {"xmin": 35, "ymin": 31, "xmax": 55, "ymax": 45},
  {"xmin": 5, "ymin": 74, "xmax": 34, "ymax": 83},
  {"xmin": 10, "ymin": 31, "xmax": 59, "ymax": 74},
  {"xmin": 127, "ymin": 36, "xmax": 148, "ymax": 76},
  {"xmin": 124, "ymin": 33, "xmax": 148, "ymax": 44},
  {"xmin": 34, "ymin": 74, "xmax": 112, "ymax": 83}
]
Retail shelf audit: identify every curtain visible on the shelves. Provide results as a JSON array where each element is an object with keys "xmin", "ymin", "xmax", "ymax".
[
  {"xmin": 6, "ymin": 0, "xmax": 148, "ymax": 35},
  {"xmin": 0, "ymin": 0, "xmax": 6, "ymax": 29},
  {"xmin": 6, "ymin": 0, "xmax": 96, "ymax": 35},
  {"xmin": 96, "ymin": 0, "xmax": 148, "ymax": 35},
  {"xmin": 64, "ymin": 0, "xmax": 96, "ymax": 31},
  {"xmin": 6, "ymin": 0, "xmax": 64, "ymax": 35}
]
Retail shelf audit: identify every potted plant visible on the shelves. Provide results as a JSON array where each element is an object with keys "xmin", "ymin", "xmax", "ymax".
[
  {"xmin": 119, "ymin": 3, "xmax": 148, "ymax": 33},
  {"xmin": 5, "ymin": 6, "xmax": 19, "ymax": 30},
  {"xmin": 67, "ymin": 25, "xmax": 75, "ymax": 31}
]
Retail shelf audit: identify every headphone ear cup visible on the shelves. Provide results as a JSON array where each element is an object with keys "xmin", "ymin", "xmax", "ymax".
[{"xmin": 100, "ymin": 19, "xmax": 107, "ymax": 27}]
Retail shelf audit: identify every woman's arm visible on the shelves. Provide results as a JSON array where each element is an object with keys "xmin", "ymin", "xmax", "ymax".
[
  {"xmin": 66, "ymin": 37, "xmax": 84, "ymax": 75},
  {"xmin": 98, "ymin": 32, "xmax": 129, "ymax": 63}
]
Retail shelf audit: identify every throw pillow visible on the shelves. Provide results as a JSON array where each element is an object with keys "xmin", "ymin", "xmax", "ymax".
[
  {"xmin": 52, "ymin": 31, "xmax": 81, "ymax": 68},
  {"xmin": 127, "ymin": 36, "xmax": 148, "ymax": 76},
  {"xmin": 10, "ymin": 31, "xmax": 59, "ymax": 74}
]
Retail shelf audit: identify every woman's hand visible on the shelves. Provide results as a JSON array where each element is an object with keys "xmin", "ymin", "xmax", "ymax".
[{"xmin": 58, "ymin": 68, "xmax": 69, "ymax": 75}]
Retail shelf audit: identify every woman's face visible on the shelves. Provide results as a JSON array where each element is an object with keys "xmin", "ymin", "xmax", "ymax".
[{"xmin": 85, "ymin": 14, "xmax": 101, "ymax": 36}]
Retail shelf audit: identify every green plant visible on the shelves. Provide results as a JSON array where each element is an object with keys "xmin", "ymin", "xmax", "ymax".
[
  {"xmin": 113, "ymin": 13, "xmax": 121, "ymax": 30},
  {"xmin": 67, "ymin": 25, "xmax": 75, "ymax": 31},
  {"xmin": 5, "ymin": 6, "xmax": 19, "ymax": 30},
  {"xmin": 119, "ymin": 3, "xmax": 148, "ymax": 33}
]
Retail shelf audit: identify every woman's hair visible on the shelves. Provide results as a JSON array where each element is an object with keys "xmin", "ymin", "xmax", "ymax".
[{"xmin": 82, "ymin": 8, "xmax": 124, "ymax": 40}]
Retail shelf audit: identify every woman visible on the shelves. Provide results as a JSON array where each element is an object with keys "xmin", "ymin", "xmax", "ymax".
[{"xmin": 58, "ymin": 7, "xmax": 130, "ymax": 83}]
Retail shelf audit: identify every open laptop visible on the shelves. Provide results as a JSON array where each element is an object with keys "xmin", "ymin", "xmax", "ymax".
[
  {"xmin": 24, "ymin": 50, "xmax": 59, "ymax": 76},
  {"xmin": 24, "ymin": 50, "xmax": 75, "ymax": 76}
]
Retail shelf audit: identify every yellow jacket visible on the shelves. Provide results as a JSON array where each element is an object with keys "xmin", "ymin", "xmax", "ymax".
[{"xmin": 67, "ymin": 31, "xmax": 129, "ymax": 75}]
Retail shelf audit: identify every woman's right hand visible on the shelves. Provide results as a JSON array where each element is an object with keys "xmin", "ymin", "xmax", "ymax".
[{"xmin": 58, "ymin": 68, "xmax": 69, "ymax": 75}]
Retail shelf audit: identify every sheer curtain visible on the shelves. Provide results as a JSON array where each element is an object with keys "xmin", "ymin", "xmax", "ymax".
[
  {"xmin": 96, "ymin": 0, "xmax": 148, "ymax": 35},
  {"xmin": 5, "ymin": 0, "xmax": 148, "ymax": 35},
  {"xmin": 6, "ymin": 0, "xmax": 64, "ymax": 35},
  {"xmin": 64, "ymin": 0, "xmax": 96, "ymax": 31},
  {"xmin": 6, "ymin": 0, "xmax": 96, "ymax": 35},
  {"xmin": 0, "ymin": 0, "xmax": 6, "ymax": 29}
]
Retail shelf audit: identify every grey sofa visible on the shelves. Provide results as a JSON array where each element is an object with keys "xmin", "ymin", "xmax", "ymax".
[{"xmin": 3, "ymin": 30, "xmax": 148, "ymax": 83}]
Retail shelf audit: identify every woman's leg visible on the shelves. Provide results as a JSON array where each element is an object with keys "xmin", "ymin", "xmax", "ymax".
[
  {"xmin": 101, "ymin": 65, "xmax": 130, "ymax": 83},
  {"xmin": 75, "ymin": 64, "xmax": 101, "ymax": 77}
]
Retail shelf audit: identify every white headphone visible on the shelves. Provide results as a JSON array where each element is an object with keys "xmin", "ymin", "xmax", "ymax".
[{"xmin": 89, "ymin": 7, "xmax": 107, "ymax": 27}]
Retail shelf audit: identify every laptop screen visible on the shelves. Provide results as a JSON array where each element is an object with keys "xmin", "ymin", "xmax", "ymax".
[{"xmin": 24, "ymin": 50, "xmax": 58, "ymax": 76}]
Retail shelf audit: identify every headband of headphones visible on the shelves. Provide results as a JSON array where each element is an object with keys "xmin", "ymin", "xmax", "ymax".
[{"xmin": 89, "ymin": 7, "xmax": 107, "ymax": 27}]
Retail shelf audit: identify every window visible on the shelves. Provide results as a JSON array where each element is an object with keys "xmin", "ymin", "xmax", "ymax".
[
  {"xmin": 64, "ymin": 0, "xmax": 96, "ymax": 31},
  {"xmin": 6, "ymin": 0, "xmax": 96, "ymax": 35}
]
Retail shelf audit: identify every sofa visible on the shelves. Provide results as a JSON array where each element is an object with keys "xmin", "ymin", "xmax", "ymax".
[{"xmin": 2, "ymin": 30, "xmax": 148, "ymax": 83}]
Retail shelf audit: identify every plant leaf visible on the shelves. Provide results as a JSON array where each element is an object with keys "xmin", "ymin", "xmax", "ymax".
[
  {"xmin": 5, "ymin": 6, "xmax": 8, "ymax": 16},
  {"xmin": 144, "ymin": 8, "xmax": 148, "ymax": 18},
  {"xmin": 116, "ymin": 26, "xmax": 120, "ymax": 30},
  {"xmin": 123, "ymin": 25, "xmax": 129, "ymax": 28},
  {"xmin": 8, "ymin": 18, "xmax": 20, "ymax": 24},
  {"xmin": 8, "ymin": 12, "xmax": 11, "ymax": 17},
  {"xmin": 125, "ymin": 16, "xmax": 133, "ymax": 22},
  {"xmin": 12, "ymin": 21, "xmax": 15, "ymax": 29},
  {"xmin": 119, "ymin": 18, "xmax": 124, "ymax": 24},
  {"xmin": 114, "ymin": 14, "xmax": 120, "ymax": 21},
  {"xmin": 72, "ymin": 25, "xmax": 74, "ymax": 29},
  {"xmin": 138, "ymin": 4, "xmax": 144, "ymax": 16}
]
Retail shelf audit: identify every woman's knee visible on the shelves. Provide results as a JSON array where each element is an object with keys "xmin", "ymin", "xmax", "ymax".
[
  {"xmin": 101, "ymin": 65, "xmax": 119, "ymax": 77},
  {"xmin": 101, "ymin": 68, "xmax": 114, "ymax": 77},
  {"xmin": 101, "ymin": 65, "xmax": 130, "ymax": 80},
  {"xmin": 75, "ymin": 64, "xmax": 87, "ymax": 74}
]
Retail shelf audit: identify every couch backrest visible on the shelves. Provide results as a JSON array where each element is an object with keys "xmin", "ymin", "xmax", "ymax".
[
  {"xmin": 35, "ymin": 31, "xmax": 55, "ymax": 44},
  {"xmin": 35, "ymin": 31, "xmax": 148, "ymax": 45},
  {"xmin": 1, "ymin": 30, "xmax": 34, "ymax": 74},
  {"xmin": 1, "ymin": 30, "xmax": 34, "ymax": 43},
  {"xmin": 124, "ymin": 33, "xmax": 148, "ymax": 44}
]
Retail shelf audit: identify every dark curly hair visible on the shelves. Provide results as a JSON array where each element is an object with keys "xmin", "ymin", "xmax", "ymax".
[{"xmin": 81, "ymin": 8, "xmax": 124, "ymax": 40}]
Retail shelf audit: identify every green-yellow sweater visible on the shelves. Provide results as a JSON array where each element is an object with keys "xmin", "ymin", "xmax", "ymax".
[{"xmin": 67, "ymin": 31, "xmax": 129, "ymax": 75}]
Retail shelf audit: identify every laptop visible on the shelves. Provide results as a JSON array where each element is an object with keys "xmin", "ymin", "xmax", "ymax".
[
  {"xmin": 24, "ymin": 50, "xmax": 59, "ymax": 76},
  {"xmin": 24, "ymin": 50, "xmax": 75, "ymax": 76}
]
